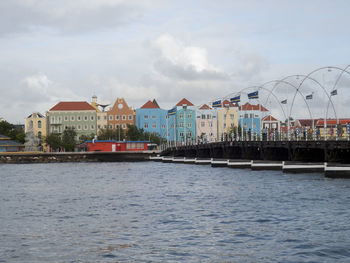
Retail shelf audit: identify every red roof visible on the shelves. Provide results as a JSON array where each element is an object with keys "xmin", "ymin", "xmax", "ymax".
[
  {"xmin": 50, "ymin": 101, "xmax": 96, "ymax": 111},
  {"xmin": 176, "ymin": 98, "xmax": 194, "ymax": 106},
  {"xmin": 140, "ymin": 100, "xmax": 159, "ymax": 109},
  {"xmin": 239, "ymin": 102, "xmax": 268, "ymax": 111},
  {"xmin": 199, "ymin": 104, "xmax": 211, "ymax": 110},
  {"xmin": 222, "ymin": 99, "xmax": 237, "ymax": 107},
  {"xmin": 262, "ymin": 115, "xmax": 278, "ymax": 122},
  {"xmin": 316, "ymin": 119, "xmax": 350, "ymax": 125}
]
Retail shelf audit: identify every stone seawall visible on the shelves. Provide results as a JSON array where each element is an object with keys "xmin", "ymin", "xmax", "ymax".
[{"xmin": 0, "ymin": 151, "xmax": 158, "ymax": 164}]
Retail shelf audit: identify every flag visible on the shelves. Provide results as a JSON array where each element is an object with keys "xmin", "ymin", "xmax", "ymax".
[
  {"xmin": 230, "ymin": 95, "xmax": 240, "ymax": 103},
  {"xmin": 167, "ymin": 107, "xmax": 176, "ymax": 116},
  {"xmin": 306, "ymin": 94, "xmax": 313, "ymax": 100},
  {"xmin": 248, "ymin": 91, "xmax": 259, "ymax": 99},
  {"xmin": 212, "ymin": 100, "xmax": 222, "ymax": 108},
  {"xmin": 281, "ymin": 99, "xmax": 287, "ymax": 104},
  {"xmin": 331, "ymin": 89, "xmax": 337, "ymax": 96}
]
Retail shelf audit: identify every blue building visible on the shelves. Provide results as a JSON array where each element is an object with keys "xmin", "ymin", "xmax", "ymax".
[
  {"xmin": 239, "ymin": 102, "xmax": 268, "ymax": 136},
  {"xmin": 173, "ymin": 98, "xmax": 196, "ymax": 145},
  {"xmin": 136, "ymin": 100, "xmax": 174, "ymax": 141}
]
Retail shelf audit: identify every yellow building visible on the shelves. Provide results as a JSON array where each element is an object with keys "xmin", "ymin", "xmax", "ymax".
[
  {"xmin": 25, "ymin": 112, "xmax": 47, "ymax": 140},
  {"xmin": 217, "ymin": 100, "xmax": 239, "ymax": 141},
  {"xmin": 91, "ymin": 95, "xmax": 108, "ymax": 134}
]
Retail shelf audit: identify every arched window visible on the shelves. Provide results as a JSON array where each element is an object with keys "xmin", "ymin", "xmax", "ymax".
[
  {"xmin": 38, "ymin": 120, "xmax": 42, "ymax": 128},
  {"xmin": 29, "ymin": 120, "xmax": 33, "ymax": 129},
  {"xmin": 38, "ymin": 131, "xmax": 42, "ymax": 139}
]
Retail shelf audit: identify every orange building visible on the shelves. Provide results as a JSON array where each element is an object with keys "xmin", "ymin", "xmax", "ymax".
[{"xmin": 107, "ymin": 98, "xmax": 136, "ymax": 131}]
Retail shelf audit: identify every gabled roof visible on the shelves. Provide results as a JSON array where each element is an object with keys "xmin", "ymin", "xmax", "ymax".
[
  {"xmin": 222, "ymin": 99, "xmax": 236, "ymax": 107},
  {"xmin": 50, "ymin": 101, "xmax": 96, "ymax": 111},
  {"xmin": 140, "ymin": 100, "xmax": 160, "ymax": 109},
  {"xmin": 262, "ymin": 115, "xmax": 278, "ymax": 122},
  {"xmin": 27, "ymin": 112, "xmax": 44, "ymax": 118},
  {"xmin": 152, "ymin": 99, "xmax": 160, "ymax": 108},
  {"xmin": 176, "ymin": 98, "xmax": 194, "ymax": 106},
  {"xmin": 239, "ymin": 102, "xmax": 268, "ymax": 111},
  {"xmin": 199, "ymin": 104, "xmax": 211, "ymax": 110}
]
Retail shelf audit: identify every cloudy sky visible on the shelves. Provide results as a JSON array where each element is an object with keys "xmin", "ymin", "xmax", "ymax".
[{"xmin": 1, "ymin": 0, "xmax": 350, "ymax": 123}]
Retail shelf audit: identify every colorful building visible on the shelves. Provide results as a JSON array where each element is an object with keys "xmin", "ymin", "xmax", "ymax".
[
  {"xmin": 90, "ymin": 95, "xmax": 108, "ymax": 134},
  {"xmin": 174, "ymin": 98, "xmax": 196, "ymax": 145},
  {"xmin": 217, "ymin": 100, "xmax": 239, "ymax": 141},
  {"xmin": 25, "ymin": 112, "xmax": 47, "ymax": 141},
  {"xmin": 47, "ymin": 101, "xmax": 97, "ymax": 140},
  {"xmin": 107, "ymin": 98, "xmax": 135, "ymax": 131},
  {"xmin": 136, "ymin": 99, "xmax": 172, "ymax": 140},
  {"xmin": 196, "ymin": 104, "xmax": 218, "ymax": 143},
  {"xmin": 239, "ymin": 103, "xmax": 269, "ymax": 136},
  {"xmin": 87, "ymin": 140, "xmax": 148, "ymax": 152},
  {"xmin": 0, "ymin": 134, "xmax": 24, "ymax": 152}
]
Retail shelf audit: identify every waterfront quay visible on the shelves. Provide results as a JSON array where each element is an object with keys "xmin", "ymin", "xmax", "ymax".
[{"xmin": 0, "ymin": 151, "xmax": 160, "ymax": 164}]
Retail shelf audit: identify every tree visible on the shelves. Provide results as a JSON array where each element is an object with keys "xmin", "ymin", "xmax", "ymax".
[
  {"xmin": 79, "ymin": 133, "xmax": 95, "ymax": 144},
  {"xmin": 62, "ymin": 128, "xmax": 77, "ymax": 151},
  {"xmin": 0, "ymin": 121, "xmax": 25, "ymax": 143},
  {"xmin": 98, "ymin": 128, "xmax": 125, "ymax": 141},
  {"xmin": 45, "ymin": 133, "xmax": 62, "ymax": 151}
]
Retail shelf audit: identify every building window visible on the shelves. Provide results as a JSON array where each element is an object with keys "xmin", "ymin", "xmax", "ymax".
[
  {"xmin": 104, "ymin": 125, "xmax": 107, "ymax": 129},
  {"xmin": 77, "ymin": 125, "xmax": 81, "ymax": 130},
  {"xmin": 71, "ymin": 116, "xmax": 75, "ymax": 121},
  {"xmin": 209, "ymin": 122, "xmax": 213, "ymax": 127},
  {"xmin": 224, "ymin": 124, "xmax": 226, "ymax": 128},
  {"xmin": 180, "ymin": 132, "xmax": 184, "ymax": 137},
  {"xmin": 104, "ymin": 116, "xmax": 107, "ymax": 120},
  {"xmin": 115, "ymin": 115, "xmax": 119, "ymax": 120},
  {"xmin": 98, "ymin": 125, "xmax": 101, "ymax": 129},
  {"xmin": 187, "ymin": 114, "xmax": 192, "ymax": 119},
  {"xmin": 230, "ymin": 114, "xmax": 234, "ymax": 120},
  {"xmin": 51, "ymin": 117, "xmax": 55, "ymax": 123},
  {"xmin": 179, "ymin": 122, "xmax": 184, "ymax": 127},
  {"xmin": 207, "ymin": 114, "xmax": 211, "ymax": 119},
  {"xmin": 116, "ymin": 124, "xmax": 120, "ymax": 129},
  {"xmin": 201, "ymin": 122, "xmax": 205, "ymax": 127},
  {"xmin": 144, "ymin": 123, "xmax": 148, "ymax": 128},
  {"xmin": 122, "ymin": 115, "xmax": 126, "ymax": 120},
  {"xmin": 29, "ymin": 120, "xmax": 33, "ymax": 129},
  {"xmin": 129, "ymin": 115, "xmax": 133, "ymax": 120},
  {"xmin": 224, "ymin": 114, "xmax": 226, "ymax": 119},
  {"xmin": 97, "ymin": 116, "xmax": 100, "ymax": 121},
  {"xmin": 152, "ymin": 116, "xmax": 156, "ymax": 119},
  {"xmin": 171, "ymin": 124, "xmax": 174, "ymax": 128},
  {"xmin": 64, "ymin": 116, "xmax": 68, "ymax": 121},
  {"xmin": 179, "ymin": 114, "xmax": 183, "ymax": 119},
  {"xmin": 90, "ymin": 116, "xmax": 94, "ymax": 121},
  {"xmin": 84, "ymin": 116, "xmax": 88, "ymax": 121},
  {"xmin": 187, "ymin": 123, "xmax": 192, "ymax": 128},
  {"xmin": 161, "ymin": 124, "xmax": 165, "ymax": 129},
  {"xmin": 144, "ymin": 115, "xmax": 148, "ymax": 119},
  {"xmin": 109, "ymin": 124, "xmax": 113, "ymax": 129},
  {"xmin": 201, "ymin": 114, "xmax": 205, "ymax": 119},
  {"xmin": 122, "ymin": 124, "xmax": 126, "ymax": 129},
  {"xmin": 91, "ymin": 125, "xmax": 94, "ymax": 130},
  {"xmin": 187, "ymin": 131, "xmax": 192, "ymax": 137},
  {"xmin": 244, "ymin": 114, "xmax": 248, "ymax": 118},
  {"xmin": 152, "ymin": 123, "xmax": 156, "ymax": 128},
  {"xmin": 77, "ymin": 116, "xmax": 81, "ymax": 121},
  {"xmin": 84, "ymin": 125, "xmax": 88, "ymax": 130},
  {"xmin": 109, "ymin": 115, "xmax": 113, "ymax": 120},
  {"xmin": 38, "ymin": 131, "xmax": 42, "ymax": 139}
]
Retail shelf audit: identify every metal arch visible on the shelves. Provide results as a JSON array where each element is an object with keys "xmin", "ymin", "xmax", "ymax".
[
  {"xmin": 289, "ymin": 66, "xmax": 350, "ymax": 122},
  {"xmin": 325, "ymin": 64, "xmax": 350, "ymax": 121}
]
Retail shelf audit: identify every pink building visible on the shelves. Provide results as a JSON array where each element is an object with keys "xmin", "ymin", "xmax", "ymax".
[{"xmin": 196, "ymin": 104, "xmax": 218, "ymax": 143}]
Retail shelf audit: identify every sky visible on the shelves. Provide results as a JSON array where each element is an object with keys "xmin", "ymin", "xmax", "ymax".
[{"xmin": 1, "ymin": 0, "xmax": 350, "ymax": 123}]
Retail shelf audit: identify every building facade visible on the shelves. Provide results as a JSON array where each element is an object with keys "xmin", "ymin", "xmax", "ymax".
[
  {"xmin": 196, "ymin": 104, "xmax": 218, "ymax": 143},
  {"xmin": 174, "ymin": 98, "xmax": 196, "ymax": 145},
  {"xmin": 136, "ymin": 100, "xmax": 173, "ymax": 140},
  {"xmin": 239, "ymin": 103, "xmax": 268, "ymax": 136},
  {"xmin": 25, "ymin": 112, "xmax": 47, "ymax": 140},
  {"xmin": 217, "ymin": 100, "xmax": 239, "ymax": 141},
  {"xmin": 47, "ymin": 101, "xmax": 97, "ymax": 140},
  {"xmin": 107, "ymin": 98, "xmax": 135, "ymax": 131},
  {"xmin": 90, "ymin": 95, "xmax": 108, "ymax": 134}
]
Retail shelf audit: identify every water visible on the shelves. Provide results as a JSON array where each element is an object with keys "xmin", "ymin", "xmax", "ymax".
[{"xmin": 1, "ymin": 162, "xmax": 350, "ymax": 262}]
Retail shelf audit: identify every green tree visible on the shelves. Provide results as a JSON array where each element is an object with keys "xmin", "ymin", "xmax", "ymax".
[
  {"xmin": 98, "ymin": 128, "xmax": 125, "ymax": 141},
  {"xmin": 79, "ymin": 133, "xmax": 95, "ymax": 144},
  {"xmin": 0, "ymin": 121, "xmax": 25, "ymax": 143},
  {"xmin": 62, "ymin": 128, "xmax": 77, "ymax": 151},
  {"xmin": 45, "ymin": 133, "xmax": 62, "ymax": 151}
]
